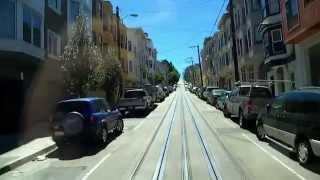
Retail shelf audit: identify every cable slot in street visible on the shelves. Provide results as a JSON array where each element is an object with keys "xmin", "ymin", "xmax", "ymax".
[
  {"xmin": 183, "ymin": 95, "xmax": 221, "ymax": 180},
  {"xmin": 129, "ymin": 93, "xmax": 178, "ymax": 180}
]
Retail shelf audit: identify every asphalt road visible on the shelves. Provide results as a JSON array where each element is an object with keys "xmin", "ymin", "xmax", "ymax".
[{"xmin": 1, "ymin": 84, "xmax": 320, "ymax": 180}]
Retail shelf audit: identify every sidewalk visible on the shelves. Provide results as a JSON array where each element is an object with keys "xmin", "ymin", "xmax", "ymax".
[{"xmin": 0, "ymin": 137, "xmax": 56, "ymax": 175}]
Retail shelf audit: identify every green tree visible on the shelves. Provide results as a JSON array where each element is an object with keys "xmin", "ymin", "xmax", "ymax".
[
  {"xmin": 99, "ymin": 53, "xmax": 123, "ymax": 105},
  {"xmin": 168, "ymin": 70, "xmax": 180, "ymax": 85},
  {"xmin": 154, "ymin": 72, "xmax": 164, "ymax": 85},
  {"xmin": 60, "ymin": 16, "xmax": 103, "ymax": 97}
]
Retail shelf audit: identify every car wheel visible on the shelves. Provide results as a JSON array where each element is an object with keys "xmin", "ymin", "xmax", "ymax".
[
  {"xmin": 239, "ymin": 110, "xmax": 246, "ymax": 128},
  {"xmin": 297, "ymin": 140, "xmax": 313, "ymax": 165},
  {"xmin": 223, "ymin": 106, "xmax": 230, "ymax": 118},
  {"xmin": 96, "ymin": 124, "xmax": 108, "ymax": 145},
  {"xmin": 116, "ymin": 119, "xmax": 124, "ymax": 134},
  {"xmin": 256, "ymin": 122, "xmax": 266, "ymax": 141}
]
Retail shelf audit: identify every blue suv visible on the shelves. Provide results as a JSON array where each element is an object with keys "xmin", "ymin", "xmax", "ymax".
[{"xmin": 51, "ymin": 97, "xmax": 123, "ymax": 146}]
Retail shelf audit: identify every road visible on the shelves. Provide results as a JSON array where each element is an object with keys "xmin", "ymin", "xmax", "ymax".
[{"xmin": 1, "ymin": 84, "xmax": 320, "ymax": 180}]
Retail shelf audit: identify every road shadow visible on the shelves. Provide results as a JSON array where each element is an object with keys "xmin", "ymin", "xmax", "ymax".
[
  {"xmin": 123, "ymin": 104, "xmax": 158, "ymax": 118},
  {"xmin": 267, "ymin": 141, "xmax": 320, "ymax": 174},
  {"xmin": 46, "ymin": 132, "xmax": 122, "ymax": 160}
]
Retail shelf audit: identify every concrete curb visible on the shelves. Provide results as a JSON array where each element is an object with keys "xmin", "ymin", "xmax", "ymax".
[{"xmin": 0, "ymin": 143, "xmax": 57, "ymax": 175}]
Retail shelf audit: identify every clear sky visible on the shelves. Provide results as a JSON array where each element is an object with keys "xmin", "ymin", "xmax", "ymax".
[{"xmin": 110, "ymin": 0, "xmax": 227, "ymax": 74}]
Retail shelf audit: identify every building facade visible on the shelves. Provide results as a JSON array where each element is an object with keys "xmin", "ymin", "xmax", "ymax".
[
  {"xmin": 259, "ymin": 0, "xmax": 296, "ymax": 96},
  {"xmin": 280, "ymin": 0, "xmax": 320, "ymax": 87},
  {"xmin": 232, "ymin": 0, "xmax": 266, "ymax": 83},
  {"xmin": 0, "ymin": 0, "xmax": 46, "ymax": 133}
]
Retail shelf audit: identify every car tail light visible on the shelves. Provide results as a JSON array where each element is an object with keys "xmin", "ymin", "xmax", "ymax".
[
  {"xmin": 90, "ymin": 116, "xmax": 96, "ymax": 123},
  {"xmin": 245, "ymin": 99, "xmax": 254, "ymax": 112}
]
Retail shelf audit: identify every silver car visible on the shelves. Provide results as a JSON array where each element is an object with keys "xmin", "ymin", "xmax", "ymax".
[{"xmin": 224, "ymin": 85, "xmax": 273, "ymax": 128}]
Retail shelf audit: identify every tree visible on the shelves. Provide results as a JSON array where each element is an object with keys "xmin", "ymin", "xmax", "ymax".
[
  {"xmin": 99, "ymin": 52, "xmax": 123, "ymax": 105},
  {"xmin": 168, "ymin": 70, "xmax": 180, "ymax": 85},
  {"xmin": 60, "ymin": 16, "xmax": 103, "ymax": 97},
  {"xmin": 154, "ymin": 72, "xmax": 164, "ymax": 85}
]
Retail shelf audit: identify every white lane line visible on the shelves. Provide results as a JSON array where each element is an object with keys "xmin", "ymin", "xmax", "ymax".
[
  {"xmin": 81, "ymin": 153, "xmax": 111, "ymax": 180},
  {"xmin": 242, "ymin": 133, "xmax": 306, "ymax": 180}
]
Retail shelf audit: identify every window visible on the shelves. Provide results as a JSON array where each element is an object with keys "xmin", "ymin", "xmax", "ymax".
[
  {"xmin": 128, "ymin": 41, "xmax": 132, "ymax": 51},
  {"xmin": 241, "ymin": 68, "xmax": 246, "ymax": 81},
  {"xmin": 244, "ymin": 34, "xmax": 249, "ymax": 53},
  {"xmin": 271, "ymin": 28, "xmax": 285, "ymax": 54},
  {"xmin": 129, "ymin": 61, "xmax": 133, "ymax": 72},
  {"xmin": 271, "ymin": 96, "xmax": 285, "ymax": 112},
  {"xmin": 271, "ymin": 29, "xmax": 282, "ymax": 42},
  {"xmin": 250, "ymin": 87, "xmax": 272, "ymax": 98},
  {"xmin": 33, "ymin": 14, "xmax": 41, "ymax": 47},
  {"xmin": 0, "ymin": 0, "xmax": 16, "ymax": 39},
  {"xmin": 240, "ymin": 87, "xmax": 250, "ymax": 96},
  {"xmin": 248, "ymin": 65, "xmax": 254, "ymax": 80},
  {"xmin": 48, "ymin": 30, "xmax": 61, "ymax": 57},
  {"xmin": 285, "ymin": 0, "xmax": 299, "ymax": 30},
  {"xmin": 254, "ymin": 24, "xmax": 262, "ymax": 42},
  {"xmin": 70, "ymin": 0, "xmax": 80, "ymax": 24},
  {"xmin": 48, "ymin": 0, "xmax": 61, "ymax": 13},
  {"xmin": 269, "ymin": 0, "xmax": 280, "ymax": 14},
  {"xmin": 23, "ymin": 6, "xmax": 32, "ymax": 43},
  {"xmin": 23, "ymin": 5, "xmax": 42, "ymax": 47}
]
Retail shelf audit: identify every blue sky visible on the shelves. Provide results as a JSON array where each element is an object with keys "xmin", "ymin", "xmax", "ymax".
[{"xmin": 110, "ymin": 0, "xmax": 227, "ymax": 73}]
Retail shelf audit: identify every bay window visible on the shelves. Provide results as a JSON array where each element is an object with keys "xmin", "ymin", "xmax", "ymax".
[{"xmin": 285, "ymin": 0, "xmax": 299, "ymax": 30}]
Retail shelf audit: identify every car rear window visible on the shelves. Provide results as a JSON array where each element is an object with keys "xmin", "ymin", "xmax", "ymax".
[
  {"xmin": 250, "ymin": 87, "xmax": 272, "ymax": 98},
  {"xmin": 124, "ymin": 90, "xmax": 146, "ymax": 98},
  {"xmin": 55, "ymin": 101, "xmax": 89, "ymax": 114},
  {"xmin": 239, "ymin": 87, "xmax": 250, "ymax": 96},
  {"xmin": 212, "ymin": 90, "xmax": 226, "ymax": 96}
]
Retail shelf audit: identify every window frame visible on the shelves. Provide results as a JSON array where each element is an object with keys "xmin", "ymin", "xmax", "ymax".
[
  {"xmin": 48, "ymin": 0, "xmax": 61, "ymax": 14},
  {"xmin": 47, "ymin": 29, "xmax": 61, "ymax": 58}
]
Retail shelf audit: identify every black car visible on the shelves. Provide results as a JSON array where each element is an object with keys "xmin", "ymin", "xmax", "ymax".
[
  {"xmin": 256, "ymin": 90, "xmax": 320, "ymax": 165},
  {"xmin": 51, "ymin": 98, "xmax": 124, "ymax": 146}
]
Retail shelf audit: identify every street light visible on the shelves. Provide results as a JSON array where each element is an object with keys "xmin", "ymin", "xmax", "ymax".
[
  {"xmin": 122, "ymin": 13, "xmax": 139, "ymax": 20},
  {"xmin": 189, "ymin": 45, "xmax": 204, "ymax": 88}
]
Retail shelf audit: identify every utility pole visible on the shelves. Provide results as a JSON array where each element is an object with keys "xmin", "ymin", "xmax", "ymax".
[
  {"xmin": 190, "ymin": 45, "xmax": 204, "ymax": 88},
  {"xmin": 229, "ymin": 0, "xmax": 240, "ymax": 81},
  {"xmin": 196, "ymin": 45, "xmax": 204, "ymax": 88}
]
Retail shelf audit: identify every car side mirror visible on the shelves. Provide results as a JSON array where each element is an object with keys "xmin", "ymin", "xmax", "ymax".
[{"xmin": 266, "ymin": 104, "xmax": 271, "ymax": 113}]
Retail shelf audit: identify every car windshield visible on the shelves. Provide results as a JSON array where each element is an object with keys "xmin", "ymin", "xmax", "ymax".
[
  {"xmin": 3, "ymin": 0, "xmax": 320, "ymax": 180},
  {"xmin": 124, "ymin": 91, "xmax": 146, "ymax": 98}
]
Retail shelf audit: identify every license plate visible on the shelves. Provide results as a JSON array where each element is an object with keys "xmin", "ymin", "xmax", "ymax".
[{"xmin": 54, "ymin": 131, "xmax": 64, "ymax": 136}]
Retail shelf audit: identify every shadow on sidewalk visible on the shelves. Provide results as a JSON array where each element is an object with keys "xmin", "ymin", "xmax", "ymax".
[
  {"xmin": 123, "ymin": 104, "xmax": 158, "ymax": 119},
  {"xmin": 0, "ymin": 134, "xmax": 23, "ymax": 154},
  {"xmin": 46, "ymin": 132, "xmax": 122, "ymax": 160}
]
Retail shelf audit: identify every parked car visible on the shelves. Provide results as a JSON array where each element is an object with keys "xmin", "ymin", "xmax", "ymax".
[
  {"xmin": 163, "ymin": 86, "xmax": 170, "ymax": 96},
  {"xmin": 192, "ymin": 87, "xmax": 199, "ymax": 94},
  {"xmin": 51, "ymin": 97, "xmax": 123, "ymax": 146},
  {"xmin": 207, "ymin": 89, "xmax": 227, "ymax": 106},
  {"xmin": 197, "ymin": 87, "xmax": 206, "ymax": 99},
  {"xmin": 203, "ymin": 86, "xmax": 219, "ymax": 100},
  {"xmin": 256, "ymin": 90, "xmax": 320, "ymax": 165},
  {"xmin": 118, "ymin": 89, "xmax": 152, "ymax": 114},
  {"xmin": 216, "ymin": 91, "xmax": 231, "ymax": 110},
  {"xmin": 224, "ymin": 84, "xmax": 273, "ymax": 128},
  {"xmin": 155, "ymin": 85, "xmax": 166, "ymax": 102},
  {"xmin": 144, "ymin": 84, "xmax": 157, "ymax": 104}
]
